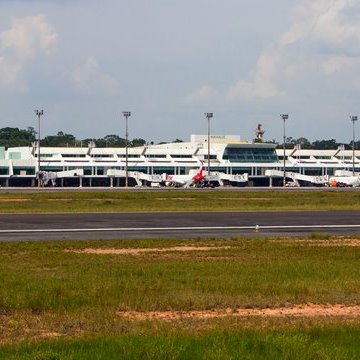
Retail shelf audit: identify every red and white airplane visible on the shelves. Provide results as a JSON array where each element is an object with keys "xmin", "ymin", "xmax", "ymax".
[{"xmin": 163, "ymin": 162, "xmax": 214, "ymax": 188}]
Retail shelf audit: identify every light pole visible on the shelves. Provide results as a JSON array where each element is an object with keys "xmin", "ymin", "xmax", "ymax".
[
  {"xmin": 350, "ymin": 115, "xmax": 358, "ymax": 176},
  {"xmin": 280, "ymin": 114, "xmax": 289, "ymax": 187},
  {"xmin": 34, "ymin": 109, "xmax": 44, "ymax": 188},
  {"xmin": 204, "ymin": 112, "xmax": 213, "ymax": 177},
  {"xmin": 122, "ymin": 111, "xmax": 131, "ymax": 187}
]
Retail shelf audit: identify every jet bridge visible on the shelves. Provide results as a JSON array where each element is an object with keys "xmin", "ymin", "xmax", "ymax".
[
  {"xmin": 265, "ymin": 170, "xmax": 328, "ymax": 187},
  {"xmin": 40, "ymin": 169, "xmax": 84, "ymax": 186},
  {"xmin": 107, "ymin": 169, "xmax": 162, "ymax": 186}
]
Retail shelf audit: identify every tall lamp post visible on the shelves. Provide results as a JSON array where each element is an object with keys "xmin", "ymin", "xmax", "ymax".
[
  {"xmin": 204, "ymin": 112, "xmax": 213, "ymax": 177},
  {"xmin": 34, "ymin": 109, "xmax": 44, "ymax": 188},
  {"xmin": 280, "ymin": 114, "xmax": 289, "ymax": 187},
  {"xmin": 122, "ymin": 111, "xmax": 131, "ymax": 188},
  {"xmin": 350, "ymin": 115, "xmax": 358, "ymax": 176}
]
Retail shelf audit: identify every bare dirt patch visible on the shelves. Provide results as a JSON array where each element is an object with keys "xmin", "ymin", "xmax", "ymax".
[
  {"xmin": 155, "ymin": 198, "xmax": 195, "ymax": 201},
  {"xmin": 45, "ymin": 198, "xmax": 120, "ymax": 202},
  {"xmin": 272, "ymin": 238, "xmax": 360, "ymax": 247},
  {"xmin": 155, "ymin": 197, "xmax": 277, "ymax": 202},
  {"xmin": 36, "ymin": 331, "xmax": 62, "ymax": 339},
  {"xmin": 214, "ymin": 197, "xmax": 279, "ymax": 201},
  {"xmin": 116, "ymin": 304, "xmax": 360, "ymax": 321},
  {"xmin": 70, "ymin": 246, "xmax": 231, "ymax": 255},
  {"xmin": 0, "ymin": 198, "xmax": 31, "ymax": 202}
]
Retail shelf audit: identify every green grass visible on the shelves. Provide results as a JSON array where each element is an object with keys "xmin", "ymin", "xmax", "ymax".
[
  {"xmin": 0, "ymin": 236, "xmax": 359, "ymax": 358},
  {"xmin": 1, "ymin": 326, "xmax": 360, "ymax": 359},
  {"xmin": 0, "ymin": 238, "xmax": 359, "ymax": 313},
  {"xmin": 0, "ymin": 189, "xmax": 360, "ymax": 212}
]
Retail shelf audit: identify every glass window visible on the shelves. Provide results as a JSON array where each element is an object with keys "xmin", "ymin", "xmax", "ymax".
[
  {"xmin": 62, "ymin": 154, "xmax": 86, "ymax": 158},
  {"xmin": 148, "ymin": 154, "xmax": 167, "ymax": 158},
  {"xmin": 0, "ymin": 167, "xmax": 9, "ymax": 175},
  {"xmin": 223, "ymin": 147, "xmax": 278, "ymax": 163},
  {"xmin": 13, "ymin": 167, "xmax": 35, "ymax": 175},
  {"xmin": 170, "ymin": 154, "xmax": 193, "ymax": 158}
]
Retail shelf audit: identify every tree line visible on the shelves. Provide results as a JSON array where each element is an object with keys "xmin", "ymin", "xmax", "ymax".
[
  {"xmin": 0, "ymin": 127, "xmax": 357, "ymax": 149},
  {"xmin": 0, "ymin": 127, "xmax": 182, "ymax": 149},
  {"xmin": 274, "ymin": 137, "xmax": 360, "ymax": 150}
]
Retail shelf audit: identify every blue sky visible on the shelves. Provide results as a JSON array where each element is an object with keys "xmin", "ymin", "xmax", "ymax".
[{"xmin": 0, "ymin": 0, "xmax": 360, "ymax": 143}]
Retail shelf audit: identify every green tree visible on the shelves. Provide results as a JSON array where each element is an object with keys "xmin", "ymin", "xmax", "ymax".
[
  {"xmin": 312, "ymin": 139, "xmax": 339, "ymax": 149},
  {"xmin": 295, "ymin": 137, "xmax": 312, "ymax": 149},
  {"xmin": 0, "ymin": 127, "xmax": 36, "ymax": 148},
  {"xmin": 42, "ymin": 132, "xmax": 76, "ymax": 147},
  {"xmin": 131, "ymin": 138, "xmax": 146, "ymax": 147},
  {"xmin": 349, "ymin": 140, "xmax": 360, "ymax": 150},
  {"xmin": 104, "ymin": 135, "xmax": 126, "ymax": 147}
]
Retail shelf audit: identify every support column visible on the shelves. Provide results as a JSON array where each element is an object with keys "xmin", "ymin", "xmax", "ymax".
[{"xmin": 79, "ymin": 177, "xmax": 83, "ymax": 188}]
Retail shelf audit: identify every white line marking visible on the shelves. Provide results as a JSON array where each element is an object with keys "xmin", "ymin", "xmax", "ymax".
[{"xmin": 0, "ymin": 224, "xmax": 360, "ymax": 233}]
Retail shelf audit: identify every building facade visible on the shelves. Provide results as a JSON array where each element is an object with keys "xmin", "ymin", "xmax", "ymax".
[{"xmin": 0, "ymin": 135, "xmax": 358, "ymax": 187}]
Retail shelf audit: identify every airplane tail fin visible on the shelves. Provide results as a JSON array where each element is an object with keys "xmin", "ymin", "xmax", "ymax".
[
  {"xmin": 198, "ymin": 161, "xmax": 203, "ymax": 176},
  {"xmin": 191, "ymin": 162, "xmax": 205, "ymax": 184}
]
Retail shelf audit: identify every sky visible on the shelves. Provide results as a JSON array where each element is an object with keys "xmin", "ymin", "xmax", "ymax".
[{"xmin": 0, "ymin": 0, "xmax": 360, "ymax": 144}]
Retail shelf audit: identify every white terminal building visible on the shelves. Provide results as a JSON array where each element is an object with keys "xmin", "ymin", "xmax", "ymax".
[{"xmin": 0, "ymin": 134, "xmax": 359, "ymax": 187}]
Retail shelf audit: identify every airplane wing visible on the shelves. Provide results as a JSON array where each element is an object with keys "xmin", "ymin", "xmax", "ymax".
[{"xmin": 183, "ymin": 179, "xmax": 194, "ymax": 188}]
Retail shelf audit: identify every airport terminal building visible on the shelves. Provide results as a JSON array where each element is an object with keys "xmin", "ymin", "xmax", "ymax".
[{"xmin": 0, "ymin": 134, "xmax": 359, "ymax": 187}]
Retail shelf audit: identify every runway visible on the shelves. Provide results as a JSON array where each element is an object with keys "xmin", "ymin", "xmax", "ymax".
[{"xmin": 0, "ymin": 210, "xmax": 360, "ymax": 241}]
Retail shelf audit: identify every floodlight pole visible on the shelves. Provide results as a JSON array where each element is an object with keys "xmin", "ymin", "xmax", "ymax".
[
  {"xmin": 34, "ymin": 109, "xmax": 44, "ymax": 188},
  {"xmin": 122, "ymin": 111, "xmax": 131, "ymax": 187},
  {"xmin": 204, "ymin": 112, "xmax": 213, "ymax": 177},
  {"xmin": 281, "ymin": 114, "xmax": 289, "ymax": 187},
  {"xmin": 350, "ymin": 115, "xmax": 358, "ymax": 176}
]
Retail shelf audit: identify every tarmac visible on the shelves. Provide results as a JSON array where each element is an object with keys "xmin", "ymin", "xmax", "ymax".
[{"xmin": 0, "ymin": 210, "xmax": 359, "ymax": 241}]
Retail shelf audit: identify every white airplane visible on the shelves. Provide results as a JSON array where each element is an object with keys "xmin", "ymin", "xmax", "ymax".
[
  {"xmin": 328, "ymin": 176, "xmax": 360, "ymax": 187},
  {"xmin": 162, "ymin": 162, "xmax": 215, "ymax": 188}
]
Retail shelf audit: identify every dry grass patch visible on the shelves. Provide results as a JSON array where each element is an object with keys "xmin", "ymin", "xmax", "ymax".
[
  {"xmin": 116, "ymin": 304, "xmax": 360, "ymax": 321},
  {"xmin": 45, "ymin": 198, "xmax": 123, "ymax": 202},
  {"xmin": 0, "ymin": 199, "xmax": 31, "ymax": 202},
  {"xmin": 214, "ymin": 197, "xmax": 281, "ymax": 201},
  {"xmin": 155, "ymin": 197, "xmax": 196, "ymax": 201},
  {"xmin": 34, "ymin": 331, "xmax": 62, "ymax": 339},
  {"xmin": 69, "ymin": 245, "xmax": 232, "ymax": 255},
  {"xmin": 272, "ymin": 238, "xmax": 360, "ymax": 247}
]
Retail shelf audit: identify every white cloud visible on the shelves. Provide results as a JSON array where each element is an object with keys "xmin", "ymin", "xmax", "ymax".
[
  {"xmin": 227, "ymin": 45, "xmax": 285, "ymax": 101},
  {"xmin": 0, "ymin": 57, "xmax": 25, "ymax": 92},
  {"xmin": 0, "ymin": 14, "xmax": 57, "ymax": 59},
  {"xmin": 183, "ymin": 85, "xmax": 217, "ymax": 103},
  {"xmin": 320, "ymin": 55, "xmax": 354, "ymax": 74},
  {"xmin": 73, "ymin": 56, "xmax": 120, "ymax": 96},
  {"xmin": 0, "ymin": 14, "xmax": 57, "ymax": 92},
  {"xmin": 227, "ymin": 0, "xmax": 360, "ymax": 101}
]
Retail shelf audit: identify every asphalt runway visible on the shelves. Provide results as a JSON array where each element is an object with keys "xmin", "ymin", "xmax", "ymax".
[{"xmin": 0, "ymin": 210, "xmax": 360, "ymax": 241}]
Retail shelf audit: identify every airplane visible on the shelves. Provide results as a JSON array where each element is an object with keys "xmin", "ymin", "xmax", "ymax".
[
  {"xmin": 328, "ymin": 175, "xmax": 360, "ymax": 187},
  {"xmin": 162, "ymin": 162, "xmax": 215, "ymax": 188}
]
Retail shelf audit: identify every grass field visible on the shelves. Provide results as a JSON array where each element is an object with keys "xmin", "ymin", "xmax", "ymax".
[
  {"xmin": 0, "ymin": 236, "xmax": 359, "ymax": 359},
  {"xmin": 0, "ymin": 188, "xmax": 360, "ymax": 212}
]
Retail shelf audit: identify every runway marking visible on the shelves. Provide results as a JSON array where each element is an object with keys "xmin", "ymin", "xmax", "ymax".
[{"xmin": 0, "ymin": 224, "xmax": 360, "ymax": 233}]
